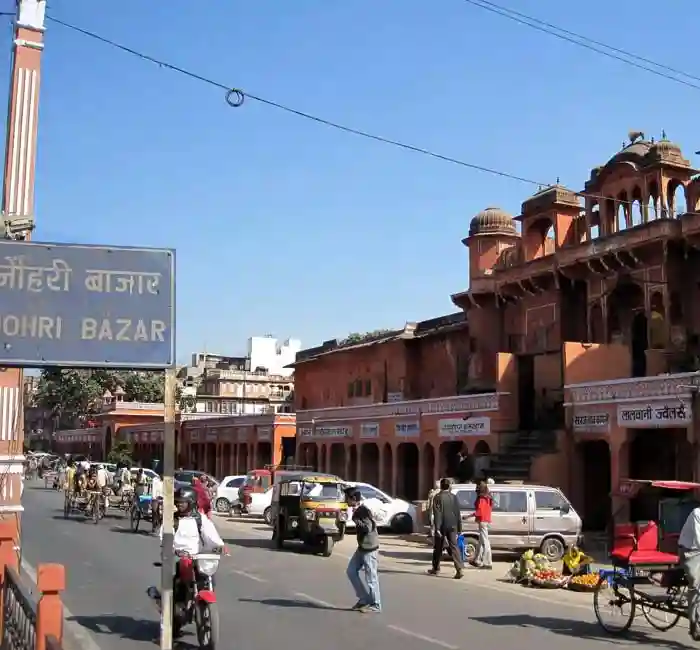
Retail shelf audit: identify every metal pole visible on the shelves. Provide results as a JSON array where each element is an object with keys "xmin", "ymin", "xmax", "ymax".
[{"xmin": 160, "ymin": 368, "xmax": 177, "ymax": 650}]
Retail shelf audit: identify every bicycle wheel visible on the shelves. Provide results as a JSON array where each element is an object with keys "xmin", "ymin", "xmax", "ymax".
[
  {"xmin": 594, "ymin": 573, "xmax": 635, "ymax": 635},
  {"xmin": 641, "ymin": 599, "xmax": 682, "ymax": 631}
]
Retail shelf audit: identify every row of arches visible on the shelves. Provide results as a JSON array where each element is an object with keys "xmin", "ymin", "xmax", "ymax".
[{"xmin": 298, "ymin": 440, "xmax": 491, "ymax": 501}]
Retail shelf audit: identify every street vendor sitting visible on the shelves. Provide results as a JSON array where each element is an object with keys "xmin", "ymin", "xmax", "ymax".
[{"xmin": 562, "ymin": 545, "xmax": 592, "ymax": 576}]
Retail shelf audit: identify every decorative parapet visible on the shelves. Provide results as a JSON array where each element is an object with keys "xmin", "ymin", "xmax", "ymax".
[
  {"xmin": 564, "ymin": 372, "xmax": 700, "ymax": 405},
  {"xmin": 297, "ymin": 393, "xmax": 500, "ymax": 424}
]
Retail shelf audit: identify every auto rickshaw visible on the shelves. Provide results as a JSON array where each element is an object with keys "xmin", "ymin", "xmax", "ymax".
[{"xmin": 271, "ymin": 475, "xmax": 348, "ymax": 557}]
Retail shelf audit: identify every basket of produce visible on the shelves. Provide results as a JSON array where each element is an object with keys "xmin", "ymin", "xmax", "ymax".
[
  {"xmin": 568, "ymin": 574, "xmax": 603, "ymax": 592},
  {"xmin": 529, "ymin": 568, "xmax": 567, "ymax": 589}
]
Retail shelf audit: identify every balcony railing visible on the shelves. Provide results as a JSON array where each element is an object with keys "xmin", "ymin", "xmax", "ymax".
[
  {"xmin": 564, "ymin": 371, "xmax": 700, "ymax": 405},
  {"xmin": 297, "ymin": 392, "xmax": 501, "ymax": 424}
]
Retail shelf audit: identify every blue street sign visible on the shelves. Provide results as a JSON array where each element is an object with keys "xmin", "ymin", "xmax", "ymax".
[{"xmin": 0, "ymin": 240, "xmax": 175, "ymax": 368}]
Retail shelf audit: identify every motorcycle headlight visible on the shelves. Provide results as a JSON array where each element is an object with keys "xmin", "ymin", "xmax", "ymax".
[{"xmin": 304, "ymin": 509, "xmax": 316, "ymax": 521}]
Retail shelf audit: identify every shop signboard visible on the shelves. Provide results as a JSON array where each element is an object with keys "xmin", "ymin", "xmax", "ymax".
[
  {"xmin": 617, "ymin": 399, "xmax": 692, "ymax": 428},
  {"xmin": 360, "ymin": 423, "xmax": 379, "ymax": 439},
  {"xmin": 257, "ymin": 427, "xmax": 272, "ymax": 442},
  {"xmin": 572, "ymin": 411, "xmax": 611, "ymax": 433},
  {"xmin": 438, "ymin": 417, "xmax": 490, "ymax": 438},
  {"xmin": 394, "ymin": 420, "xmax": 420, "ymax": 438}
]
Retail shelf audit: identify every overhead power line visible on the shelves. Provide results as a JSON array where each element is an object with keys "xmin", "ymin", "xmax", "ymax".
[
  {"xmin": 462, "ymin": 0, "xmax": 700, "ymax": 91},
  {"xmin": 45, "ymin": 15, "xmax": 696, "ymax": 214}
]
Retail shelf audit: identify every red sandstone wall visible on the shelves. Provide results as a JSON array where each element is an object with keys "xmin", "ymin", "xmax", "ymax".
[{"xmin": 563, "ymin": 342, "xmax": 631, "ymax": 386}]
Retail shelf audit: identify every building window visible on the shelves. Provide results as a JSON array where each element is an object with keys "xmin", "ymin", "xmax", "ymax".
[
  {"xmin": 348, "ymin": 382, "xmax": 354, "ymax": 398},
  {"xmin": 364, "ymin": 379, "xmax": 372, "ymax": 397},
  {"xmin": 206, "ymin": 401, "xmax": 213, "ymax": 413},
  {"xmin": 353, "ymin": 379, "xmax": 362, "ymax": 396}
]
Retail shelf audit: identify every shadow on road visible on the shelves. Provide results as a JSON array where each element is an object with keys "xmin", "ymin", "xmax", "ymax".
[
  {"xmin": 471, "ymin": 614, "xmax": 687, "ymax": 648},
  {"xmin": 223, "ymin": 536, "xmax": 273, "ymax": 550},
  {"xmin": 380, "ymin": 550, "xmax": 429, "ymax": 563},
  {"xmin": 239, "ymin": 597, "xmax": 340, "ymax": 611},
  {"xmin": 68, "ymin": 614, "xmax": 159, "ymax": 643},
  {"xmin": 109, "ymin": 526, "xmax": 154, "ymax": 536}
]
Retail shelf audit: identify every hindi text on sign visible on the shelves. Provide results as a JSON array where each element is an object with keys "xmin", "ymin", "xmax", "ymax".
[{"xmin": 617, "ymin": 399, "xmax": 692, "ymax": 428}]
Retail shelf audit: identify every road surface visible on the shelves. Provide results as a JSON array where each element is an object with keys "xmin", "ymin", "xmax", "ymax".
[{"xmin": 21, "ymin": 480, "xmax": 691, "ymax": 650}]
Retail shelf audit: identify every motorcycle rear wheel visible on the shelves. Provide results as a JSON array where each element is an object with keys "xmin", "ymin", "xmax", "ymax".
[{"xmin": 195, "ymin": 600, "xmax": 219, "ymax": 650}]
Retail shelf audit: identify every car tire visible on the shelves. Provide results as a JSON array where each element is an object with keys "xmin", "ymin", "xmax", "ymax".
[
  {"xmin": 390, "ymin": 513, "xmax": 414, "ymax": 534},
  {"xmin": 215, "ymin": 498, "xmax": 229, "ymax": 513},
  {"xmin": 540, "ymin": 536, "xmax": 566, "ymax": 562},
  {"xmin": 263, "ymin": 507, "xmax": 272, "ymax": 526}
]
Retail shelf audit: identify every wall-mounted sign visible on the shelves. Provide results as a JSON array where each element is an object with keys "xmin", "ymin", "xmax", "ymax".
[
  {"xmin": 360, "ymin": 423, "xmax": 379, "ymax": 439},
  {"xmin": 237, "ymin": 428, "xmax": 250, "ymax": 442},
  {"xmin": 206, "ymin": 431, "xmax": 217, "ymax": 442},
  {"xmin": 573, "ymin": 412, "xmax": 610, "ymax": 433},
  {"xmin": 190, "ymin": 432, "xmax": 200, "ymax": 442},
  {"xmin": 314, "ymin": 426, "xmax": 352, "ymax": 439},
  {"xmin": 299, "ymin": 428, "xmax": 313, "ymax": 438},
  {"xmin": 394, "ymin": 420, "xmax": 420, "ymax": 438},
  {"xmin": 387, "ymin": 392, "xmax": 404, "ymax": 403},
  {"xmin": 617, "ymin": 399, "xmax": 692, "ymax": 428},
  {"xmin": 438, "ymin": 417, "xmax": 490, "ymax": 438},
  {"xmin": 257, "ymin": 427, "xmax": 272, "ymax": 442}
]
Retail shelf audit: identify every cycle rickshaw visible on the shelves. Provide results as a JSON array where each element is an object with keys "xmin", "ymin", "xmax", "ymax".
[
  {"xmin": 130, "ymin": 484, "xmax": 162, "ymax": 534},
  {"xmin": 593, "ymin": 478, "xmax": 700, "ymax": 635}
]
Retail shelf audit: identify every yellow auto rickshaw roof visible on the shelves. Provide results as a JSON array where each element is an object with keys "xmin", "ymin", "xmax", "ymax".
[{"xmin": 298, "ymin": 475, "xmax": 340, "ymax": 484}]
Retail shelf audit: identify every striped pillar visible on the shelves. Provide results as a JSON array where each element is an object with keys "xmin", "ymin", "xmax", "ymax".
[{"xmin": 0, "ymin": 1, "xmax": 47, "ymax": 528}]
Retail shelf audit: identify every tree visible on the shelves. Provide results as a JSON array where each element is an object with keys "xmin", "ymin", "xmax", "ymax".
[
  {"xmin": 340, "ymin": 329, "xmax": 394, "ymax": 346},
  {"xmin": 106, "ymin": 439, "xmax": 133, "ymax": 466},
  {"xmin": 35, "ymin": 369, "xmax": 168, "ymax": 428}
]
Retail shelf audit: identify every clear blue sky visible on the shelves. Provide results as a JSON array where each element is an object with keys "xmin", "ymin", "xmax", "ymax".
[{"xmin": 1, "ymin": 0, "xmax": 698, "ymax": 361}]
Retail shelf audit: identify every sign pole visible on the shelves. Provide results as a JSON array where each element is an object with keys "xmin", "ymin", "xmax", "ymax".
[{"xmin": 160, "ymin": 368, "xmax": 177, "ymax": 650}]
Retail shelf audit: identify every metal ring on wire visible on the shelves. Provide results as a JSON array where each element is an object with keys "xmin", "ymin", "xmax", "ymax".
[{"xmin": 225, "ymin": 89, "xmax": 245, "ymax": 107}]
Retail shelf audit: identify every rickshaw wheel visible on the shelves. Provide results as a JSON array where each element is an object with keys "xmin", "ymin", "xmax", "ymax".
[
  {"xmin": 641, "ymin": 601, "xmax": 682, "ymax": 631},
  {"xmin": 274, "ymin": 518, "xmax": 284, "ymax": 549},
  {"xmin": 594, "ymin": 573, "xmax": 635, "ymax": 634},
  {"xmin": 321, "ymin": 536, "xmax": 334, "ymax": 558},
  {"xmin": 130, "ymin": 507, "xmax": 141, "ymax": 532}
]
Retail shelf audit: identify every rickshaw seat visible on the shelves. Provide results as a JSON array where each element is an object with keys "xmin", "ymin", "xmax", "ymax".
[{"xmin": 611, "ymin": 549, "xmax": 679, "ymax": 565}]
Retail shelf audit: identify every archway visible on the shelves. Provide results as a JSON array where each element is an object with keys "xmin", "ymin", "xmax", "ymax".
[
  {"xmin": 347, "ymin": 445, "xmax": 358, "ymax": 481},
  {"xmin": 526, "ymin": 217, "xmax": 556, "ymax": 259},
  {"xmin": 631, "ymin": 187, "xmax": 644, "ymax": 225},
  {"xmin": 300, "ymin": 443, "xmax": 318, "ymax": 471},
  {"xmin": 360, "ymin": 443, "xmax": 379, "ymax": 485},
  {"xmin": 422, "ymin": 443, "xmax": 435, "ymax": 496},
  {"xmin": 473, "ymin": 440, "xmax": 491, "ymax": 480},
  {"xmin": 396, "ymin": 442, "xmax": 419, "ymax": 500},
  {"xmin": 382, "ymin": 443, "xmax": 393, "ymax": 494},
  {"xmin": 606, "ymin": 279, "xmax": 645, "ymax": 349},
  {"xmin": 256, "ymin": 441, "xmax": 272, "ymax": 468},
  {"xmin": 590, "ymin": 302, "xmax": 604, "ymax": 343},
  {"xmin": 648, "ymin": 292, "xmax": 666, "ymax": 350},
  {"xmin": 576, "ymin": 440, "xmax": 611, "ymax": 531},
  {"xmin": 439, "ymin": 440, "xmax": 464, "ymax": 479},
  {"xmin": 319, "ymin": 445, "xmax": 327, "ymax": 473},
  {"xmin": 616, "ymin": 192, "xmax": 629, "ymax": 231},
  {"xmin": 104, "ymin": 427, "xmax": 112, "ymax": 458},
  {"xmin": 647, "ymin": 181, "xmax": 659, "ymax": 220},
  {"xmin": 238, "ymin": 444, "xmax": 249, "ymax": 473},
  {"xmin": 329, "ymin": 443, "xmax": 346, "ymax": 477}
]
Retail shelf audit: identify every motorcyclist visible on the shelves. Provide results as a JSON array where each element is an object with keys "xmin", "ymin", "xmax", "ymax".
[
  {"xmin": 85, "ymin": 466, "xmax": 99, "ymax": 491},
  {"xmin": 157, "ymin": 485, "xmax": 225, "ymax": 630}
]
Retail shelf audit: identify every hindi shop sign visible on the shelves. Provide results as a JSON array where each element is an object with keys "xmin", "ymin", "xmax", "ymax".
[
  {"xmin": 438, "ymin": 417, "xmax": 491, "ymax": 438},
  {"xmin": 0, "ymin": 241, "xmax": 174, "ymax": 368},
  {"xmin": 617, "ymin": 399, "xmax": 692, "ymax": 428},
  {"xmin": 572, "ymin": 411, "xmax": 610, "ymax": 433}
]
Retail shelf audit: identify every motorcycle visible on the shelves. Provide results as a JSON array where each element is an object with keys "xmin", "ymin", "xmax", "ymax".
[{"xmin": 148, "ymin": 551, "xmax": 220, "ymax": 650}]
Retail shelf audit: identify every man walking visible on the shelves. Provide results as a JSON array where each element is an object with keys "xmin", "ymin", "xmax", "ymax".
[
  {"xmin": 428, "ymin": 478, "xmax": 464, "ymax": 579},
  {"xmin": 346, "ymin": 488, "xmax": 381, "ymax": 613}
]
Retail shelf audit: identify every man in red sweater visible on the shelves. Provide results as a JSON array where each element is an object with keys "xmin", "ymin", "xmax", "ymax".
[{"xmin": 192, "ymin": 477, "xmax": 212, "ymax": 517}]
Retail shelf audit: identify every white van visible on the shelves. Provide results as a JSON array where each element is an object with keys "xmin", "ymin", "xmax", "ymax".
[{"xmin": 450, "ymin": 482, "xmax": 582, "ymax": 562}]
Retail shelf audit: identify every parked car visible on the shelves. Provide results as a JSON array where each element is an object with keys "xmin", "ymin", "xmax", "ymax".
[
  {"xmin": 344, "ymin": 482, "xmax": 416, "ymax": 534},
  {"xmin": 450, "ymin": 482, "xmax": 582, "ymax": 562},
  {"xmin": 251, "ymin": 488, "xmax": 274, "ymax": 524},
  {"xmin": 174, "ymin": 470, "xmax": 218, "ymax": 486},
  {"xmin": 214, "ymin": 475, "xmax": 246, "ymax": 513}
]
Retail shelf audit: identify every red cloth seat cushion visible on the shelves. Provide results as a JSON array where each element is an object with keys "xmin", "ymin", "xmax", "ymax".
[{"xmin": 611, "ymin": 549, "xmax": 679, "ymax": 565}]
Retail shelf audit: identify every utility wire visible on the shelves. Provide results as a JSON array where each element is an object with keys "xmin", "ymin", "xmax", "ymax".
[
  {"xmin": 462, "ymin": 0, "xmax": 700, "ymax": 91},
  {"xmin": 45, "ymin": 15, "xmax": 697, "ymax": 213}
]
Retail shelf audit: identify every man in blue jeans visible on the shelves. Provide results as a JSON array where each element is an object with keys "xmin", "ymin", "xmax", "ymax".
[{"xmin": 346, "ymin": 489, "xmax": 381, "ymax": 613}]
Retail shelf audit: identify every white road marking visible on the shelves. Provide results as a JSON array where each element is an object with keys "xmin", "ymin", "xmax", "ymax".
[
  {"xmin": 222, "ymin": 520, "xmax": 593, "ymax": 611},
  {"xmin": 21, "ymin": 560, "xmax": 104, "ymax": 650},
  {"xmin": 387, "ymin": 624, "xmax": 459, "ymax": 649},
  {"xmin": 231, "ymin": 569, "xmax": 267, "ymax": 583},
  {"xmin": 294, "ymin": 591, "xmax": 336, "ymax": 608}
]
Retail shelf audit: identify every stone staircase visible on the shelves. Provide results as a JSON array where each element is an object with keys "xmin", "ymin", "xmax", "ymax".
[{"xmin": 487, "ymin": 429, "xmax": 557, "ymax": 482}]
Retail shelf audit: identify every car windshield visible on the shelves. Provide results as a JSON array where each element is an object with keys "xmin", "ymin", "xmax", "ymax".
[{"xmin": 301, "ymin": 482, "xmax": 343, "ymax": 501}]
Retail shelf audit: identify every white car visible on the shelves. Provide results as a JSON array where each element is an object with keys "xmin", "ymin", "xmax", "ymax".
[
  {"xmin": 248, "ymin": 488, "xmax": 273, "ymax": 525},
  {"xmin": 344, "ymin": 482, "xmax": 416, "ymax": 534},
  {"xmin": 214, "ymin": 475, "xmax": 246, "ymax": 513}
]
